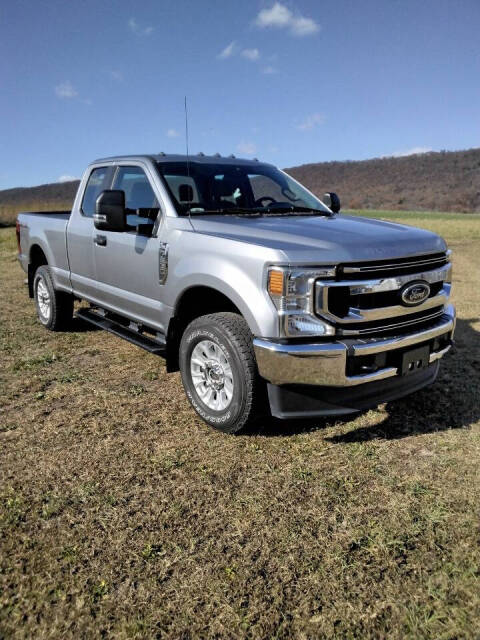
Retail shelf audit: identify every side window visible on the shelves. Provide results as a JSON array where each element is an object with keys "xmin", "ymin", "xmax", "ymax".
[
  {"xmin": 81, "ymin": 167, "xmax": 110, "ymax": 217},
  {"xmin": 112, "ymin": 166, "xmax": 159, "ymax": 228}
]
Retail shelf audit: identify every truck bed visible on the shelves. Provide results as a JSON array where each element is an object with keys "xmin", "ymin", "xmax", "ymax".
[
  {"xmin": 17, "ymin": 210, "xmax": 72, "ymax": 286},
  {"xmin": 18, "ymin": 210, "xmax": 71, "ymax": 220}
]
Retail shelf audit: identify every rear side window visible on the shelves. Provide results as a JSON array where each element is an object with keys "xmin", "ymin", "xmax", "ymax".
[
  {"xmin": 81, "ymin": 167, "xmax": 111, "ymax": 217},
  {"xmin": 163, "ymin": 175, "xmax": 200, "ymax": 205}
]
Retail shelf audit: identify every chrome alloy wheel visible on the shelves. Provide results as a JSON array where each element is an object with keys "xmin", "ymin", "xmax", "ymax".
[
  {"xmin": 36, "ymin": 277, "xmax": 51, "ymax": 321},
  {"xmin": 190, "ymin": 340, "xmax": 234, "ymax": 411}
]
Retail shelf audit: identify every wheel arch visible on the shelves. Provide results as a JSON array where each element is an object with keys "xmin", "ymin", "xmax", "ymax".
[
  {"xmin": 166, "ymin": 284, "xmax": 251, "ymax": 373},
  {"xmin": 28, "ymin": 244, "xmax": 48, "ymax": 298}
]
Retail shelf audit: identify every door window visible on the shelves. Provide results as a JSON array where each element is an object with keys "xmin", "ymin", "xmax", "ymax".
[
  {"xmin": 81, "ymin": 167, "xmax": 111, "ymax": 217},
  {"xmin": 113, "ymin": 166, "xmax": 160, "ymax": 227}
]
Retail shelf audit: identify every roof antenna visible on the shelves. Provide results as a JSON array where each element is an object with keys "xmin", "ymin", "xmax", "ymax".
[{"xmin": 184, "ymin": 96, "xmax": 192, "ymax": 219}]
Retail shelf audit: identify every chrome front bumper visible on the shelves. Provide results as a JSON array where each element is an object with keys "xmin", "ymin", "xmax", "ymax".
[{"xmin": 253, "ymin": 305, "xmax": 456, "ymax": 387}]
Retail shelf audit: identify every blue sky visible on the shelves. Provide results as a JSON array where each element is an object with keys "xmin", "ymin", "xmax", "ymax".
[{"xmin": 1, "ymin": 0, "xmax": 480, "ymax": 189}]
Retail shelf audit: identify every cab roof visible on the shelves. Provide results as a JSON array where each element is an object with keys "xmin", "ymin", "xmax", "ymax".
[{"xmin": 92, "ymin": 153, "xmax": 272, "ymax": 166}]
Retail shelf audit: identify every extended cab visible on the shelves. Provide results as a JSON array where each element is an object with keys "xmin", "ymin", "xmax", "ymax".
[{"xmin": 17, "ymin": 154, "xmax": 455, "ymax": 432}]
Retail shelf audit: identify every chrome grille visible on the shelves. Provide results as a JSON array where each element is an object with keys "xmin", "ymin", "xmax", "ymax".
[
  {"xmin": 337, "ymin": 307, "xmax": 445, "ymax": 336},
  {"xmin": 339, "ymin": 251, "xmax": 450, "ymax": 280},
  {"xmin": 316, "ymin": 253, "xmax": 451, "ymax": 337}
]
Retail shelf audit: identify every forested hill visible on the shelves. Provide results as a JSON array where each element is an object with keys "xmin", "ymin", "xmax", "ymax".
[
  {"xmin": 0, "ymin": 180, "xmax": 80, "ymax": 225},
  {"xmin": 1, "ymin": 147, "xmax": 479, "ymax": 225},
  {"xmin": 285, "ymin": 148, "xmax": 480, "ymax": 213}
]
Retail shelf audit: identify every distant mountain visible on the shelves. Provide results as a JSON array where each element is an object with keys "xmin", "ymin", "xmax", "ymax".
[
  {"xmin": 0, "ymin": 180, "xmax": 80, "ymax": 225},
  {"xmin": 1, "ymin": 147, "xmax": 479, "ymax": 225},
  {"xmin": 285, "ymin": 148, "xmax": 480, "ymax": 214}
]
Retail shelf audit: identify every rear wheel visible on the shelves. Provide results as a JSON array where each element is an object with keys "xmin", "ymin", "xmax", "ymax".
[
  {"xmin": 33, "ymin": 266, "xmax": 73, "ymax": 331},
  {"xmin": 179, "ymin": 312, "xmax": 264, "ymax": 433}
]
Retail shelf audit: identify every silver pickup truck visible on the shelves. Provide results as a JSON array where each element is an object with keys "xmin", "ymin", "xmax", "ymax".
[{"xmin": 17, "ymin": 154, "xmax": 455, "ymax": 432}]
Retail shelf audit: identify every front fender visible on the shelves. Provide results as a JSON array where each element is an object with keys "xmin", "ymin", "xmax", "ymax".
[{"xmin": 171, "ymin": 256, "xmax": 279, "ymax": 338}]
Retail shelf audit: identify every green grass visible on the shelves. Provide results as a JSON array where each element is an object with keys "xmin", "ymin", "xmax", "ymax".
[
  {"xmin": 346, "ymin": 209, "xmax": 480, "ymax": 240},
  {"xmin": 347, "ymin": 209, "xmax": 480, "ymax": 220},
  {"xmin": 1, "ymin": 214, "xmax": 479, "ymax": 639}
]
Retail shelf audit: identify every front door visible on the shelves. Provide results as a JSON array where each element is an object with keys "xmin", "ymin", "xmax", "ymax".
[
  {"xmin": 93, "ymin": 164, "xmax": 169, "ymax": 332},
  {"xmin": 68, "ymin": 165, "xmax": 113, "ymax": 301}
]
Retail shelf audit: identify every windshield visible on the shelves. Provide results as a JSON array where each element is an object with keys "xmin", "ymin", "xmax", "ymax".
[{"xmin": 156, "ymin": 161, "xmax": 330, "ymax": 216}]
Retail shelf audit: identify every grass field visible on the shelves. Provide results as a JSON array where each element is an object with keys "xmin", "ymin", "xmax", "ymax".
[
  {"xmin": 1, "ymin": 213, "xmax": 479, "ymax": 639},
  {"xmin": 0, "ymin": 200, "xmax": 74, "ymax": 227}
]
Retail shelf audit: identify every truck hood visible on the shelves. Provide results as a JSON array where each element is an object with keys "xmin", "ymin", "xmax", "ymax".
[{"xmin": 190, "ymin": 214, "xmax": 447, "ymax": 264}]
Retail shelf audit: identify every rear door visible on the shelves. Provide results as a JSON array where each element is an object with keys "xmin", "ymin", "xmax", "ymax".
[{"xmin": 93, "ymin": 163, "xmax": 169, "ymax": 331}]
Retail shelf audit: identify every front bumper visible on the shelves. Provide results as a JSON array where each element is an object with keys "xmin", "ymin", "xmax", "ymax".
[{"xmin": 253, "ymin": 305, "xmax": 456, "ymax": 388}]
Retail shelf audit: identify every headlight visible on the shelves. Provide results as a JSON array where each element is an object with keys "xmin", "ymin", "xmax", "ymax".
[{"xmin": 267, "ymin": 266, "xmax": 336, "ymax": 337}]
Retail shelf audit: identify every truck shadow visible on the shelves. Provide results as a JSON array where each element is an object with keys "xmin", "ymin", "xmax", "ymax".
[
  {"xmin": 253, "ymin": 317, "xmax": 479, "ymax": 441},
  {"xmin": 70, "ymin": 314, "xmax": 101, "ymax": 332}
]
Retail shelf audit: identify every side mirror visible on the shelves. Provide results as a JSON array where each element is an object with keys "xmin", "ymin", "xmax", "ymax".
[
  {"xmin": 94, "ymin": 190, "xmax": 126, "ymax": 231},
  {"xmin": 322, "ymin": 192, "xmax": 341, "ymax": 213}
]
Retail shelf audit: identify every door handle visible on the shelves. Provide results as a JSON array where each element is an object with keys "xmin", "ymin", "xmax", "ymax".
[{"xmin": 95, "ymin": 234, "xmax": 107, "ymax": 246}]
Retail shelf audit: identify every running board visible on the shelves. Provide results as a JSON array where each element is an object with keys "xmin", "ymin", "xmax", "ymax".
[{"xmin": 75, "ymin": 307, "xmax": 166, "ymax": 356}]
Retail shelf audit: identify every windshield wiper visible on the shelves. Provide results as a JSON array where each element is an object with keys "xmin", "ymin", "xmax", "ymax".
[
  {"xmin": 187, "ymin": 207, "xmax": 262, "ymax": 216},
  {"xmin": 187, "ymin": 205, "xmax": 331, "ymax": 216},
  {"xmin": 261, "ymin": 205, "xmax": 332, "ymax": 216}
]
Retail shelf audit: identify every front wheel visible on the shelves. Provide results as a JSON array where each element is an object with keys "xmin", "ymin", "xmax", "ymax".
[{"xmin": 179, "ymin": 312, "xmax": 264, "ymax": 433}]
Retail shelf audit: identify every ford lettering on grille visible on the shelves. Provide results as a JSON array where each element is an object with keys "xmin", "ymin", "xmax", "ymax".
[{"xmin": 400, "ymin": 281, "xmax": 431, "ymax": 306}]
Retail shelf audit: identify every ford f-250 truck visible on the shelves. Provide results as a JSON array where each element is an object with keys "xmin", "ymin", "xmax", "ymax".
[{"xmin": 17, "ymin": 154, "xmax": 455, "ymax": 433}]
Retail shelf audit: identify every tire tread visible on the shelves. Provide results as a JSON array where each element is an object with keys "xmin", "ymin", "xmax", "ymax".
[{"xmin": 180, "ymin": 312, "xmax": 264, "ymax": 433}]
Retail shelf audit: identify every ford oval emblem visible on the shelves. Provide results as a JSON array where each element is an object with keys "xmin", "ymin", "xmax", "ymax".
[{"xmin": 400, "ymin": 281, "xmax": 431, "ymax": 306}]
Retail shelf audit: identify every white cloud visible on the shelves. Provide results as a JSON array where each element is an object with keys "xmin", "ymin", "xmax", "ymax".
[
  {"xmin": 218, "ymin": 42, "xmax": 263, "ymax": 64},
  {"xmin": 237, "ymin": 141, "xmax": 257, "ymax": 155},
  {"xmin": 254, "ymin": 3, "xmax": 319, "ymax": 37},
  {"xmin": 55, "ymin": 82, "xmax": 78, "ymax": 99},
  {"xmin": 58, "ymin": 175, "xmax": 78, "ymax": 183},
  {"xmin": 289, "ymin": 15, "xmax": 318, "ymax": 36},
  {"xmin": 218, "ymin": 41, "xmax": 236, "ymax": 59},
  {"xmin": 262, "ymin": 65, "xmax": 278, "ymax": 74},
  {"xmin": 128, "ymin": 18, "xmax": 139, "ymax": 32},
  {"xmin": 167, "ymin": 128, "xmax": 180, "ymax": 138},
  {"xmin": 109, "ymin": 70, "xmax": 123, "ymax": 82},
  {"xmin": 128, "ymin": 18, "xmax": 153, "ymax": 36},
  {"xmin": 256, "ymin": 3, "xmax": 291, "ymax": 28},
  {"xmin": 390, "ymin": 146, "xmax": 433, "ymax": 157},
  {"xmin": 241, "ymin": 48, "xmax": 260, "ymax": 61},
  {"xmin": 296, "ymin": 112, "xmax": 325, "ymax": 131}
]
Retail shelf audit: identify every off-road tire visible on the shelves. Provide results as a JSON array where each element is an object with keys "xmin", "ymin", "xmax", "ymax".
[
  {"xmin": 33, "ymin": 265, "xmax": 73, "ymax": 331},
  {"xmin": 179, "ymin": 312, "xmax": 264, "ymax": 433}
]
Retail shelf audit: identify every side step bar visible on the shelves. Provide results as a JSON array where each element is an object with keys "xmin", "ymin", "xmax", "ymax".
[{"xmin": 75, "ymin": 307, "xmax": 166, "ymax": 356}]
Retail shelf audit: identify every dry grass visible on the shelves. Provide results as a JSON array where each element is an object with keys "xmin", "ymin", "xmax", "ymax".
[
  {"xmin": 1, "ymin": 214, "xmax": 479, "ymax": 639},
  {"xmin": 0, "ymin": 200, "xmax": 74, "ymax": 227}
]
